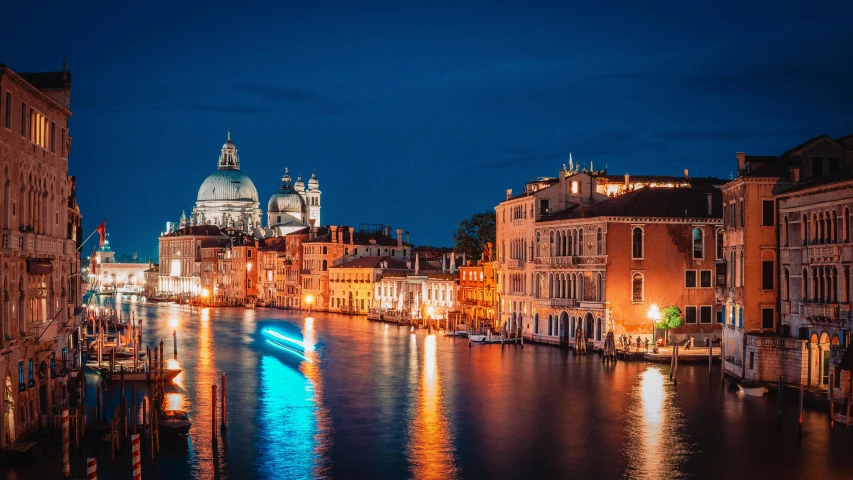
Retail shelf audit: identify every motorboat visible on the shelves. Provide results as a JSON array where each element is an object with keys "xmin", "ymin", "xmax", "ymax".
[
  {"xmin": 469, "ymin": 331, "xmax": 504, "ymax": 344},
  {"xmin": 446, "ymin": 329, "xmax": 469, "ymax": 337},
  {"xmin": 245, "ymin": 301, "xmax": 256, "ymax": 309},
  {"xmin": 159, "ymin": 410, "xmax": 193, "ymax": 434},
  {"xmin": 737, "ymin": 384, "xmax": 767, "ymax": 397}
]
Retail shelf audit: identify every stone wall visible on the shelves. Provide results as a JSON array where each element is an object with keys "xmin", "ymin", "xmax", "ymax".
[{"xmin": 744, "ymin": 335, "xmax": 808, "ymax": 384}]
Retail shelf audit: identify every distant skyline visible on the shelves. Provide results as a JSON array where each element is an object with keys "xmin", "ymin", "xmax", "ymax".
[{"xmin": 4, "ymin": 0, "xmax": 852, "ymax": 260}]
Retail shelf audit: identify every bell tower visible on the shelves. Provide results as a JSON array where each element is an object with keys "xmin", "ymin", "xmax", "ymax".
[{"xmin": 307, "ymin": 172, "xmax": 321, "ymax": 227}]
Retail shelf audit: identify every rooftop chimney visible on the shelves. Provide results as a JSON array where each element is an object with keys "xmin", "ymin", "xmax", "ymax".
[
  {"xmin": 396, "ymin": 229, "xmax": 403, "ymax": 246},
  {"xmin": 789, "ymin": 166, "xmax": 801, "ymax": 184},
  {"xmin": 684, "ymin": 168, "xmax": 689, "ymax": 180},
  {"xmin": 405, "ymin": 231, "xmax": 410, "ymax": 245},
  {"xmin": 331, "ymin": 226, "xmax": 338, "ymax": 243},
  {"xmin": 706, "ymin": 193, "xmax": 713, "ymax": 216},
  {"xmin": 506, "ymin": 189, "xmax": 512, "ymax": 200},
  {"xmin": 737, "ymin": 152, "xmax": 746, "ymax": 175},
  {"xmin": 349, "ymin": 227, "xmax": 354, "ymax": 245},
  {"xmin": 624, "ymin": 173, "xmax": 629, "ymax": 187},
  {"xmin": 339, "ymin": 227, "xmax": 344, "ymax": 244}
]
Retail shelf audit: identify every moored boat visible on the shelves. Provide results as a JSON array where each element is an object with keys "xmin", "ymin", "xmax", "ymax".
[
  {"xmin": 469, "ymin": 331, "xmax": 504, "ymax": 344},
  {"xmin": 159, "ymin": 410, "xmax": 193, "ymax": 434},
  {"xmin": 97, "ymin": 367, "xmax": 182, "ymax": 383},
  {"xmin": 737, "ymin": 384, "xmax": 767, "ymax": 397}
]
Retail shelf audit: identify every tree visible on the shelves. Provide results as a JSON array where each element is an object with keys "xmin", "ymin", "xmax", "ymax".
[
  {"xmin": 655, "ymin": 306, "xmax": 683, "ymax": 345},
  {"xmin": 452, "ymin": 210, "xmax": 496, "ymax": 261}
]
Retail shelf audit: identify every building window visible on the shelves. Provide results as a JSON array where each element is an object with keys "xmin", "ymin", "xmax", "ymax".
[
  {"xmin": 18, "ymin": 362, "xmax": 25, "ymax": 392},
  {"xmin": 539, "ymin": 199, "xmax": 550, "ymax": 216},
  {"xmin": 722, "ymin": 204, "xmax": 726, "ymax": 228},
  {"xmin": 4, "ymin": 92, "xmax": 10, "ymax": 129},
  {"xmin": 715, "ymin": 230, "xmax": 723, "ymax": 260},
  {"xmin": 685, "ymin": 270, "xmax": 697, "ymax": 288},
  {"xmin": 632, "ymin": 273, "xmax": 643, "ymax": 303},
  {"xmin": 61, "ymin": 128, "xmax": 66, "ymax": 157},
  {"xmin": 596, "ymin": 227, "xmax": 603, "ymax": 255},
  {"xmin": 27, "ymin": 358, "xmax": 34, "ymax": 387},
  {"xmin": 20, "ymin": 102, "xmax": 27, "ymax": 136},
  {"xmin": 700, "ymin": 305, "xmax": 712, "ymax": 324},
  {"xmin": 685, "ymin": 306, "xmax": 697, "ymax": 324},
  {"xmin": 729, "ymin": 202, "xmax": 735, "ymax": 228},
  {"xmin": 812, "ymin": 156, "xmax": 824, "ymax": 177},
  {"xmin": 762, "ymin": 200, "xmax": 775, "ymax": 226},
  {"xmin": 761, "ymin": 260, "xmax": 774, "ymax": 290},
  {"xmin": 845, "ymin": 207, "xmax": 850, "ymax": 243},
  {"xmin": 739, "ymin": 199, "xmax": 744, "ymax": 227},
  {"xmin": 784, "ymin": 268, "xmax": 790, "ymax": 301},
  {"xmin": 761, "ymin": 308, "xmax": 774, "ymax": 329},
  {"xmin": 632, "ymin": 227, "xmax": 643, "ymax": 259},
  {"xmin": 700, "ymin": 270, "xmax": 712, "ymax": 288},
  {"xmin": 692, "ymin": 227, "xmax": 703, "ymax": 259},
  {"xmin": 716, "ymin": 310, "xmax": 723, "ymax": 324}
]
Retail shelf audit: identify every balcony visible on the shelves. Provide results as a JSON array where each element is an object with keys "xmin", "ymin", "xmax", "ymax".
[
  {"xmin": 549, "ymin": 298, "xmax": 577, "ymax": 309},
  {"xmin": 534, "ymin": 256, "xmax": 573, "ymax": 266},
  {"xmin": 505, "ymin": 259, "xmax": 523, "ymax": 269},
  {"xmin": 2, "ymin": 231, "xmax": 71, "ymax": 256},
  {"xmin": 807, "ymin": 244, "xmax": 839, "ymax": 264},
  {"xmin": 800, "ymin": 303, "xmax": 838, "ymax": 318}
]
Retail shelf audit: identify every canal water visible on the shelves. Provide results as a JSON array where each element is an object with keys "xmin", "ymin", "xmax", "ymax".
[{"xmin": 5, "ymin": 300, "xmax": 853, "ymax": 479}]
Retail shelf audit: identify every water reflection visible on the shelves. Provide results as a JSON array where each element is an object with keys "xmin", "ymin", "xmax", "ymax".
[
  {"xmin": 299, "ymin": 316, "xmax": 330, "ymax": 477},
  {"xmin": 189, "ymin": 303, "xmax": 219, "ymax": 479},
  {"xmin": 625, "ymin": 367, "xmax": 688, "ymax": 480},
  {"xmin": 407, "ymin": 334, "xmax": 459, "ymax": 479}
]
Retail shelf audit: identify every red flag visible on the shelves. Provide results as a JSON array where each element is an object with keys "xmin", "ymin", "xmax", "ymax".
[{"xmin": 96, "ymin": 222, "xmax": 106, "ymax": 247}]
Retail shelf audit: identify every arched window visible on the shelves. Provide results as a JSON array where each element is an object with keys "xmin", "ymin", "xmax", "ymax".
[
  {"xmin": 632, "ymin": 273, "xmax": 643, "ymax": 303},
  {"xmin": 597, "ymin": 273, "xmax": 605, "ymax": 302},
  {"xmin": 632, "ymin": 227, "xmax": 643, "ymax": 259},
  {"xmin": 783, "ymin": 216, "xmax": 789, "ymax": 247},
  {"xmin": 831, "ymin": 211, "xmax": 838, "ymax": 243},
  {"xmin": 549, "ymin": 231, "xmax": 554, "ymax": 256},
  {"xmin": 802, "ymin": 268, "xmax": 808, "ymax": 301},
  {"xmin": 548, "ymin": 314, "xmax": 553, "ymax": 336},
  {"xmin": 693, "ymin": 227, "xmax": 704, "ymax": 259},
  {"xmin": 783, "ymin": 268, "xmax": 790, "ymax": 301},
  {"xmin": 715, "ymin": 229, "xmax": 723, "ymax": 260},
  {"xmin": 596, "ymin": 227, "xmax": 603, "ymax": 255},
  {"xmin": 739, "ymin": 250, "xmax": 744, "ymax": 287},
  {"xmin": 845, "ymin": 208, "xmax": 850, "ymax": 243},
  {"xmin": 578, "ymin": 229, "xmax": 584, "ymax": 256},
  {"xmin": 730, "ymin": 250, "xmax": 736, "ymax": 287},
  {"xmin": 844, "ymin": 266, "xmax": 850, "ymax": 303},
  {"xmin": 802, "ymin": 214, "xmax": 808, "ymax": 245}
]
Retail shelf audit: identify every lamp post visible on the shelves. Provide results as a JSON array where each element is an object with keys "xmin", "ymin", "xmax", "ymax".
[{"xmin": 648, "ymin": 304, "xmax": 661, "ymax": 345}]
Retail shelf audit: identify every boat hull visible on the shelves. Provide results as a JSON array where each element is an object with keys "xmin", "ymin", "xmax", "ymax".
[{"xmin": 737, "ymin": 384, "xmax": 767, "ymax": 397}]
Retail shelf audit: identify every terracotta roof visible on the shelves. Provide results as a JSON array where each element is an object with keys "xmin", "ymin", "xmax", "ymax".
[
  {"xmin": 200, "ymin": 238, "xmax": 231, "ymax": 249},
  {"xmin": 258, "ymin": 242, "xmax": 288, "ymax": 252},
  {"xmin": 778, "ymin": 172, "xmax": 853, "ymax": 195},
  {"xmin": 784, "ymin": 134, "xmax": 835, "ymax": 155},
  {"xmin": 163, "ymin": 225, "xmax": 224, "ymax": 237},
  {"xmin": 304, "ymin": 228, "xmax": 405, "ymax": 246},
  {"xmin": 546, "ymin": 185, "xmax": 722, "ymax": 221},
  {"xmin": 332, "ymin": 256, "xmax": 409, "ymax": 269}
]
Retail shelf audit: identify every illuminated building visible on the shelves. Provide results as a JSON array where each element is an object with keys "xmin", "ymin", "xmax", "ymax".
[
  {"xmin": 86, "ymin": 240, "xmax": 150, "ymax": 294},
  {"xmin": 329, "ymin": 257, "xmax": 407, "ymax": 314},
  {"xmin": 721, "ymin": 133, "xmax": 853, "ymax": 392},
  {"xmin": 458, "ymin": 262, "xmax": 497, "ymax": 329},
  {"xmin": 0, "ymin": 62, "xmax": 83, "ymax": 446},
  {"xmin": 158, "ymin": 225, "xmax": 226, "ymax": 297}
]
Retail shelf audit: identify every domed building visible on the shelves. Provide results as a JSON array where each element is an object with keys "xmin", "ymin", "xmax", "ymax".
[{"xmin": 190, "ymin": 133, "xmax": 263, "ymax": 233}]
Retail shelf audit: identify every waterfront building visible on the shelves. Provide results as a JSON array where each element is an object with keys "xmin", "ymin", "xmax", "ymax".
[
  {"xmin": 494, "ymin": 163, "xmax": 720, "ymax": 338},
  {"xmin": 373, "ymin": 270, "xmax": 460, "ymax": 322},
  {"xmin": 302, "ymin": 226, "xmax": 410, "ymax": 311},
  {"xmin": 458, "ymin": 261, "xmax": 497, "ymax": 329},
  {"xmin": 0, "ymin": 62, "xmax": 83, "ymax": 446},
  {"xmin": 87, "ymin": 240, "xmax": 150, "ymax": 294},
  {"xmin": 143, "ymin": 262, "xmax": 158, "ymax": 298},
  {"xmin": 532, "ymin": 186, "xmax": 723, "ymax": 347},
  {"xmin": 329, "ymin": 257, "xmax": 407, "ymax": 314},
  {"xmin": 722, "ymin": 133, "xmax": 853, "ymax": 390},
  {"xmin": 257, "ymin": 239, "xmax": 285, "ymax": 306},
  {"xmin": 158, "ymin": 225, "xmax": 227, "ymax": 297},
  {"xmin": 277, "ymin": 228, "xmax": 308, "ymax": 309}
]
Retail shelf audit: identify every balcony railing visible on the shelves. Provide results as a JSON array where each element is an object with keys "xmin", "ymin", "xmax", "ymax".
[
  {"xmin": 807, "ymin": 244, "xmax": 839, "ymax": 263},
  {"xmin": 549, "ymin": 298, "xmax": 577, "ymax": 308},
  {"xmin": 505, "ymin": 259, "xmax": 523, "ymax": 268},
  {"xmin": 800, "ymin": 303, "xmax": 838, "ymax": 318},
  {"xmin": 535, "ymin": 256, "xmax": 573, "ymax": 266}
]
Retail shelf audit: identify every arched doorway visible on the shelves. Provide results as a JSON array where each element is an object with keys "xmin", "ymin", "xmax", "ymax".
[
  {"xmin": 585, "ymin": 313, "xmax": 595, "ymax": 341},
  {"xmin": 595, "ymin": 317, "xmax": 603, "ymax": 341},
  {"xmin": 5, "ymin": 376, "xmax": 14, "ymax": 444},
  {"xmin": 559, "ymin": 312, "xmax": 569, "ymax": 348},
  {"xmin": 820, "ymin": 332, "xmax": 830, "ymax": 386}
]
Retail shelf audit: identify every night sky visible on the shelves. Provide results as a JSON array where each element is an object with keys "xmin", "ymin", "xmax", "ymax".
[{"xmin": 4, "ymin": 0, "xmax": 852, "ymax": 260}]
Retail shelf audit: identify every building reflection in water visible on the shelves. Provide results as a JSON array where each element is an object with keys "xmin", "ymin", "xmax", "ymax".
[
  {"xmin": 407, "ymin": 334, "xmax": 459, "ymax": 479},
  {"xmin": 625, "ymin": 367, "xmax": 688, "ymax": 480},
  {"xmin": 187, "ymin": 305, "xmax": 220, "ymax": 479},
  {"xmin": 300, "ymin": 316, "xmax": 330, "ymax": 476}
]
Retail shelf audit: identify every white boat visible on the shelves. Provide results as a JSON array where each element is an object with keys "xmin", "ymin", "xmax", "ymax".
[
  {"xmin": 159, "ymin": 410, "xmax": 193, "ymax": 434},
  {"xmin": 469, "ymin": 331, "xmax": 504, "ymax": 344},
  {"xmin": 446, "ymin": 329, "xmax": 469, "ymax": 337},
  {"xmin": 245, "ymin": 301, "xmax": 256, "ymax": 309},
  {"xmin": 97, "ymin": 367, "xmax": 182, "ymax": 383},
  {"xmin": 737, "ymin": 384, "xmax": 767, "ymax": 397}
]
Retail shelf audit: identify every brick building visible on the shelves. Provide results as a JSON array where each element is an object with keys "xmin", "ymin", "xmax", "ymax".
[{"xmin": 0, "ymin": 62, "xmax": 83, "ymax": 446}]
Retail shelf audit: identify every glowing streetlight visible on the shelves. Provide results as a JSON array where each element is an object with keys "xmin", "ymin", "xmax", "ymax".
[
  {"xmin": 305, "ymin": 294, "xmax": 314, "ymax": 314},
  {"xmin": 648, "ymin": 304, "xmax": 661, "ymax": 344},
  {"xmin": 247, "ymin": 262, "xmax": 253, "ymax": 272},
  {"xmin": 427, "ymin": 305, "xmax": 435, "ymax": 319}
]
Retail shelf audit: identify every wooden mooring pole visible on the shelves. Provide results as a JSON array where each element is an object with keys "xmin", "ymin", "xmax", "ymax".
[
  {"xmin": 221, "ymin": 373, "xmax": 227, "ymax": 431},
  {"xmin": 212, "ymin": 384, "xmax": 218, "ymax": 444},
  {"xmin": 798, "ymin": 381, "xmax": 804, "ymax": 435}
]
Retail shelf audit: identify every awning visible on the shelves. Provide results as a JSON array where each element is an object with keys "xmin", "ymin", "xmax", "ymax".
[{"xmin": 27, "ymin": 258, "xmax": 53, "ymax": 274}]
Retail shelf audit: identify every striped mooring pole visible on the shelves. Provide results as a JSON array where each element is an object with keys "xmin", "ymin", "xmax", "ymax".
[
  {"xmin": 87, "ymin": 458, "xmax": 97, "ymax": 479},
  {"xmin": 62, "ymin": 409, "xmax": 70, "ymax": 478},
  {"xmin": 131, "ymin": 434, "xmax": 142, "ymax": 480}
]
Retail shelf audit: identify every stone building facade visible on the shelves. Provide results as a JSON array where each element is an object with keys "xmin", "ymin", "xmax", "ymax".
[{"xmin": 0, "ymin": 63, "xmax": 83, "ymax": 446}]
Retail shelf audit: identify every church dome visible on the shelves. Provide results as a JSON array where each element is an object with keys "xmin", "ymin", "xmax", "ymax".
[
  {"xmin": 197, "ymin": 169, "xmax": 260, "ymax": 202},
  {"xmin": 294, "ymin": 176, "xmax": 305, "ymax": 192},
  {"xmin": 268, "ymin": 168, "xmax": 306, "ymax": 215},
  {"xmin": 308, "ymin": 172, "xmax": 319, "ymax": 190}
]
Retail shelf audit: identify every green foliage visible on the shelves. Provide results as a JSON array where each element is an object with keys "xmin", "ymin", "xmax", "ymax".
[
  {"xmin": 452, "ymin": 210, "xmax": 496, "ymax": 261},
  {"xmin": 655, "ymin": 306, "xmax": 683, "ymax": 331}
]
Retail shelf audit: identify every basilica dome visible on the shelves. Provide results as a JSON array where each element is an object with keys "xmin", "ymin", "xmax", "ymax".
[
  {"xmin": 268, "ymin": 168, "xmax": 306, "ymax": 215},
  {"xmin": 197, "ymin": 169, "xmax": 260, "ymax": 202}
]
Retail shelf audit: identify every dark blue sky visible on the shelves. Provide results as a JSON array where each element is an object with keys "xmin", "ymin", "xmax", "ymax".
[{"xmin": 4, "ymin": 1, "xmax": 852, "ymax": 260}]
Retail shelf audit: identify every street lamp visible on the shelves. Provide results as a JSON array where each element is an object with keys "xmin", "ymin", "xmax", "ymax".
[
  {"xmin": 305, "ymin": 294, "xmax": 314, "ymax": 314},
  {"xmin": 648, "ymin": 304, "xmax": 661, "ymax": 345}
]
